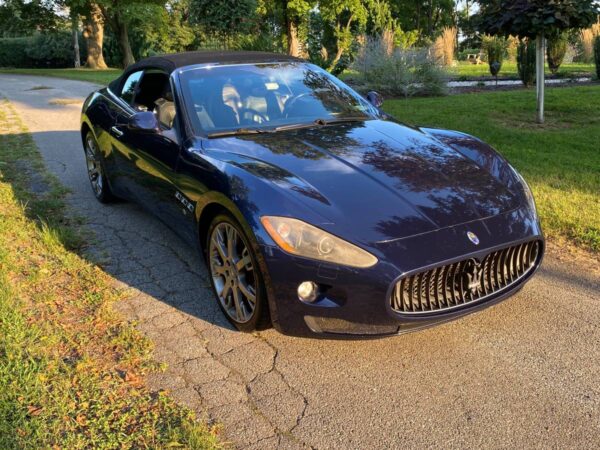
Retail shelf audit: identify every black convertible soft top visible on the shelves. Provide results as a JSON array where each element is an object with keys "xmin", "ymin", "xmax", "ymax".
[{"xmin": 108, "ymin": 51, "xmax": 302, "ymax": 93}]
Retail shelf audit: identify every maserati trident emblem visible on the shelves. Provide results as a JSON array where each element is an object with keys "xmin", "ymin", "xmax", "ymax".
[
  {"xmin": 465, "ymin": 259, "xmax": 483, "ymax": 296},
  {"xmin": 467, "ymin": 231, "xmax": 480, "ymax": 245}
]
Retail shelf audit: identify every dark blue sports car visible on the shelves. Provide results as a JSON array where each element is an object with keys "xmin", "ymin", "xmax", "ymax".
[{"xmin": 81, "ymin": 51, "xmax": 544, "ymax": 338}]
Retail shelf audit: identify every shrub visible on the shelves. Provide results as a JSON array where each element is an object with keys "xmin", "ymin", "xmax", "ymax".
[
  {"xmin": 482, "ymin": 35, "xmax": 508, "ymax": 76},
  {"xmin": 0, "ymin": 37, "xmax": 31, "ymax": 68},
  {"xmin": 517, "ymin": 39, "xmax": 536, "ymax": 87},
  {"xmin": 352, "ymin": 37, "xmax": 448, "ymax": 98},
  {"xmin": 594, "ymin": 36, "xmax": 600, "ymax": 80},
  {"xmin": 0, "ymin": 32, "xmax": 84, "ymax": 68},
  {"xmin": 547, "ymin": 32, "xmax": 568, "ymax": 74}
]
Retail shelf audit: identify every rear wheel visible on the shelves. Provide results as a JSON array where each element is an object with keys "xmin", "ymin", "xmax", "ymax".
[
  {"xmin": 84, "ymin": 131, "xmax": 115, "ymax": 203},
  {"xmin": 206, "ymin": 213, "xmax": 270, "ymax": 332}
]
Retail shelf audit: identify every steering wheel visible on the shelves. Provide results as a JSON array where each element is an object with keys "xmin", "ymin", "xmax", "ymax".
[
  {"xmin": 283, "ymin": 93, "xmax": 312, "ymax": 119},
  {"xmin": 238, "ymin": 108, "xmax": 268, "ymax": 125}
]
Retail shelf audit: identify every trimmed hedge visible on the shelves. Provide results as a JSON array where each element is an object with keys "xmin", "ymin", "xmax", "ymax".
[{"xmin": 0, "ymin": 32, "xmax": 85, "ymax": 68}]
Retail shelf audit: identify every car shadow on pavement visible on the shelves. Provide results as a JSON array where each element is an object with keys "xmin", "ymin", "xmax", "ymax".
[{"xmin": 9, "ymin": 129, "xmax": 235, "ymax": 335}]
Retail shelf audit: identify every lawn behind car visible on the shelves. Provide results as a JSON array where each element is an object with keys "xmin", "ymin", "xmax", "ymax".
[
  {"xmin": 0, "ymin": 68, "xmax": 122, "ymax": 85},
  {"xmin": 0, "ymin": 98, "xmax": 220, "ymax": 448},
  {"xmin": 452, "ymin": 61, "xmax": 596, "ymax": 80},
  {"xmin": 384, "ymin": 85, "xmax": 600, "ymax": 253}
]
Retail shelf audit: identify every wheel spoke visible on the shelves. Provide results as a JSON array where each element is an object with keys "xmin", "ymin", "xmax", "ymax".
[
  {"xmin": 226, "ymin": 225, "xmax": 237, "ymax": 260},
  {"xmin": 212, "ymin": 263, "xmax": 227, "ymax": 276},
  {"xmin": 213, "ymin": 232, "xmax": 228, "ymax": 262},
  {"xmin": 220, "ymin": 279, "xmax": 232, "ymax": 298},
  {"xmin": 238, "ymin": 279, "xmax": 256, "ymax": 305},
  {"xmin": 232, "ymin": 287, "xmax": 245, "ymax": 321},
  {"xmin": 236, "ymin": 253, "xmax": 252, "ymax": 272}
]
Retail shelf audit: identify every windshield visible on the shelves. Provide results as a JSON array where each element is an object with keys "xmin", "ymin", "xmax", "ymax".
[{"xmin": 178, "ymin": 62, "xmax": 377, "ymax": 136}]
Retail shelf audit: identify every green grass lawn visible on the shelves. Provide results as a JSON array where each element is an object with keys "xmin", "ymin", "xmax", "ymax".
[
  {"xmin": 453, "ymin": 61, "xmax": 595, "ymax": 80},
  {"xmin": 0, "ymin": 68, "xmax": 122, "ymax": 85},
  {"xmin": 383, "ymin": 85, "xmax": 600, "ymax": 253},
  {"xmin": 0, "ymin": 98, "xmax": 220, "ymax": 449}
]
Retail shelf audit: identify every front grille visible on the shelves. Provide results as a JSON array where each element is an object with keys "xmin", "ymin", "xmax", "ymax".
[{"xmin": 391, "ymin": 240, "xmax": 542, "ymax": 314}]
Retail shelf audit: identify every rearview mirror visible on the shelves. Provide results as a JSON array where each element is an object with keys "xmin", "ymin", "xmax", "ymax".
[
  {"xmin": 128, "ymin": 111, "xmax": 159, "ymax": 133},
  {"xmin": 366, "ymin": 91, "xmax": 384, "ymax": 108}
]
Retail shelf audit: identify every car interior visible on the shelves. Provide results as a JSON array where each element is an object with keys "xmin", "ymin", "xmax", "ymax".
[{"xmin": 121, "ymin": 70, "xmax": 177, "ymax": 130}]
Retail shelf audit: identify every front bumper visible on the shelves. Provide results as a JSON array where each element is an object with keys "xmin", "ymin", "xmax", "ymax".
[{"xmin": 259, "ymin": 207, "xmax": 544, "ymax": 338}]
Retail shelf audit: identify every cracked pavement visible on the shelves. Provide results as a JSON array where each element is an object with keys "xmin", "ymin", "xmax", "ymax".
[{"xmin": 1, "ymin": 74, "xmax": 599, "ymax": 449}]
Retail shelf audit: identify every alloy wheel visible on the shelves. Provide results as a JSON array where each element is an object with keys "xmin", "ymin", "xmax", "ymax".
[
  {"xmin": 209, "ymin": 222, "xmax": 257, "ymax": 323},
  {"xmin": 85, "ymin": 136, "xmax": 104, "ymax": 197}
]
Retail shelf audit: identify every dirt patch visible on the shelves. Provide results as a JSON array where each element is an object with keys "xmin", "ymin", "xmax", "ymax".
[{"xmin": 49, "ymin": 98, "xmax": 82, "ymax": 106}]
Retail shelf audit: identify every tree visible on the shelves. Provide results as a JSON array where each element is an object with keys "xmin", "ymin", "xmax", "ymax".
[
  {"xmin": 82, "ymin": 3, "xmax": 108, "ymax": 69},
  {"xmin": 0, "ymin": 0, "xmax": 63, "ymax": 37},
  {"xmin": 63, "ymin": 0, "xmax": 108, "ymax": 69},
  {"xmin": 284, "ymin": 1, "xmax": 314, "ymax": 56},
  {"xmin": 320, "ymin": 0, "xmax": 368, "ymax": 71},
  {"xmin": 189, "ymin": 0, "xmax": 258, "ymax": 45},
  {"xmin": 475, "ymin": 0, "xmax": 600, "ymax": 123}
]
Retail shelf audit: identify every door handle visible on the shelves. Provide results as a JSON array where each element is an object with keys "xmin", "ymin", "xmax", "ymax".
[{"xmin": 111, "ymin": 126, "xmax": 124, "ymax": 138}]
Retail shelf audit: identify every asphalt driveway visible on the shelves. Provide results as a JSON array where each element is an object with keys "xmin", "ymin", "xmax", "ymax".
[{"xmin": 1, "ymin": 74, "xmax": 599, "ymax": 449}]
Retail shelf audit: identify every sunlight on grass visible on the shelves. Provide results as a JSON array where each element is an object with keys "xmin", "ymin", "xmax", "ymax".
[{"xmin": 384, "ymin": 85, "xmax": 600, "ymax": 252}]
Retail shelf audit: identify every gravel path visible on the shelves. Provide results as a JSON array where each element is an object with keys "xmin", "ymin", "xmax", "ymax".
[{"xmin": 1, "ymin": 74, "xmax": 599, "ymax": 450}]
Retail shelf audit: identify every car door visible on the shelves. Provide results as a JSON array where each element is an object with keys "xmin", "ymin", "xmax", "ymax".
[
  {"xmin": 106, "ymin": 69, "xmax": 145, "ymax": 199},
  {"xmin": 110, "ymin": 70, "xmax": 198, "ymax": 243}
]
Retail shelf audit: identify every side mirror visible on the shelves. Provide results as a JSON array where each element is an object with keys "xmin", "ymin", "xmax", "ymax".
[
  {"xmin": 128, "ymin": 111, "xmax": 159, "ymax": 133},
  {"xmin": 366, "ymin": 91, "xmax": 384, "ymax": 109}
]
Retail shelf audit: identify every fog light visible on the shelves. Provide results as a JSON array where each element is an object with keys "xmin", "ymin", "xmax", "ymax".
[{"xmin": 298, "ymin": 281, "xmax": 319, "ymax": 303}]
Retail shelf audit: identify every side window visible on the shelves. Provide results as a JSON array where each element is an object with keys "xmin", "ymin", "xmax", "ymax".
[{"xmin": 120, "ymin": 71, "xmax": 143, "ymax": 106}]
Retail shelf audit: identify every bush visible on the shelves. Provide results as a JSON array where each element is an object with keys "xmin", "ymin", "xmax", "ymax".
[
  {"xmin": 595, "ymin": 36, "xmax": 600, "ymax": 80},
  {"xmin": 0, "ymin": 37, "xmax": 31, "ymax": 68},
  {"xmin": 517, "ymin": 39, "xmax": 536, "ymax": 87},
  {"xmin": 547, "ymin": 32, "xmax": 568, "ymax": 74},
  {"xmin": 482, "ymin": 35, "xmax": 507, "ymax": 76},
  {"xmin": 0, "ymin": 32, "xmax": 84, "ymax": 68},
  {"xmin": 352, "ymin": 37, "xmax": 448, "ymax": 98}
]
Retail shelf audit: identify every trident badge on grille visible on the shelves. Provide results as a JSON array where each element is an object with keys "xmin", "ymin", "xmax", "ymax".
[{"xmin": 464, "ymin": 259, "xmax": 483, "ymax": 296}]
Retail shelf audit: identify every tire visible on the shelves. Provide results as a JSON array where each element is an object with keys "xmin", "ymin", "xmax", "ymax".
[
  {"xmin": 206, "ymin": 213, "xmax": 270, "ymax": 332},
  {"xmin": 84, "ymin": 131, "xmax": 115, "ymax": 203}
]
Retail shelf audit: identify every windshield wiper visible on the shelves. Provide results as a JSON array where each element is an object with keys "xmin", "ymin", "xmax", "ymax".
[
  {"xmin": 274, "ymin": 116, "xmax": 367, "ymax": 132},
  {"xmin": 207, "ymin": 127, "xmax": 275, "ymax": 138}
]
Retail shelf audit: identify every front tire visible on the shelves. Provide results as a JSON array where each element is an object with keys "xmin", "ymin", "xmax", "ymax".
[
  {"xmin": 206, "ymin": 213, "xmax": 270, "ymax": 332},
  {"xmin": 84, "ymin": 131, "xmax": 115, "ymax": 203}
]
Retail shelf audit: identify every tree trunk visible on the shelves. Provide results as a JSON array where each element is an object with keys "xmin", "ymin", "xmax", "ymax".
[
  {"xmin": 114, "ymin": 10, "xmax": 135, "ymax": 68},
  {"xmin": 83, "ymin": 3, "xmax": 108, "ymax": 70},
  {"xmin": 536, "ymin": 33, "xmax": 545, "ymax": 124},
  {"xmin": 72, "ymin": 14, "xmax": 80, "ymax": 68},
  {"xmin": 286, "ymin": 17, "xmax": 301, "ymax": 57}
]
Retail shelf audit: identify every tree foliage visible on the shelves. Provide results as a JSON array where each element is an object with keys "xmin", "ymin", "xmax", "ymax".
[
  {"xmin": 0, "ymin": 0, "xmax": 63, "ymax": 37},
  {"xmin": 546, "ymin": 31, "xmax": 568, "ymax": 74},
  {"xmin": 475, "ymin": 0, "xmax": 600, "ymax": 38},
  {"xmin": 189, "ymin": 0, "xmax": 258, "ymax": 37}
]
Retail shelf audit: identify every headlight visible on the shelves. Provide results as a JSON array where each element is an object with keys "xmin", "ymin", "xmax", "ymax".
[
  {"xmin": 510, "ymin": 165, "xmax": 537, "ymax": 215},
  {"xmin": 261, "ymin": 216, "xmax": 378, "ymax": 268}
]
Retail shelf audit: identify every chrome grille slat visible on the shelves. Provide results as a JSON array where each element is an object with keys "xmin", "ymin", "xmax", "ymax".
[{"xmin": 391, "ymin": 241, "xmax": 542, "ymax": 315}]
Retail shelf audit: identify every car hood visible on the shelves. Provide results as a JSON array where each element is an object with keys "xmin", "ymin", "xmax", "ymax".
[{"xmin": 201, "ymin": 119, "xmax": 521, "ymax": 245}]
